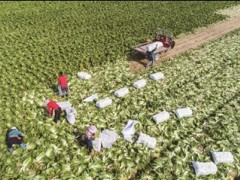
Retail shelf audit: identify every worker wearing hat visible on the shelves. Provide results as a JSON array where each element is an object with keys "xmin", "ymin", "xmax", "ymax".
[
  {"xmin": 6, "ymin": 127, "xmax": 26, "ymax": 154},
  {"xmin": 83, "ymin": 125, "xmax": 97, "ymax": 156},
  {"xmin": 44, "ymin": 99, "xmax": 62, "ymax": 123}
]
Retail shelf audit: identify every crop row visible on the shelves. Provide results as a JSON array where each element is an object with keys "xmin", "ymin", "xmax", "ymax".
[{"xmin": 0, "ymin": 26, "xmax": 239, "ymax": 179}]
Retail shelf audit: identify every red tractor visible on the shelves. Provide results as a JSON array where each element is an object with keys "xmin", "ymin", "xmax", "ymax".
[{"xmin": 132, "ymin": 28, "xmax": 175, "ymax": 61}]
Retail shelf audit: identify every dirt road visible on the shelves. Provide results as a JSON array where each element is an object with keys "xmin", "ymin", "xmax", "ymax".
[{"xmin": 130, "ymin": 17, "xmax": 240, "ymax": 72}]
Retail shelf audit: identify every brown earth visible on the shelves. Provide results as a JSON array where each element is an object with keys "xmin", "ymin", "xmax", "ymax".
[{"xmin": 129, "ymin": 17, "xmax": 240, "ymax": 73}]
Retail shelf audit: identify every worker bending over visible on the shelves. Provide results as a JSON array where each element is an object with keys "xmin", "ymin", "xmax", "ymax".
[
  {"xmin": 44, "ymin": 99, "xmax": 62, "ymax": 123},
  {"xmin": 83, "ymin": 125, "xmax": 97, "ymax": 156},
  {"xmin": 6, "ymin": 127, "xmax": 26, "ymax": 154}
]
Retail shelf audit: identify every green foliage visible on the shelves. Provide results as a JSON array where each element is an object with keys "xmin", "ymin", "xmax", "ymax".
[{"xmin": 0, "ymin": 2, "xmax": 240, "ymax": 179}]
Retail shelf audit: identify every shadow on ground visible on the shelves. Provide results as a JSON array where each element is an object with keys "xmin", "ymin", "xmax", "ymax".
[{"xmin": 127, "ymin": 50, "xmax": 147, "ymax": 67}]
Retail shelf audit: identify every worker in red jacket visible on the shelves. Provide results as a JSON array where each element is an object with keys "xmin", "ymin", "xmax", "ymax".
[
  {"xmin": 44, "ymin": 99, "xmax": 62, "ymax": 123},
  {"xmin": 58, "ymin": 72, "xmax": 69, "ymax": 98}
]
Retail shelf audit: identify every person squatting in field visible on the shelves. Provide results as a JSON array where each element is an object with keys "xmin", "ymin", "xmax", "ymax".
[
  {"xmin": 58, "ymin": 72, "xmax": 69, "ymax": 98},
  {"xmin": 6, "ymin": 127, "xmax": 26, "ymax": 154},
  {"xmin": 146, "ymin": 45, "xmax": 158, "ymax": 67},
  {"xmin": 44, "ymin": 99, "xmax": 62, "ymax": 123},
  {"xmin": 83, "ymin": 125, "xmax": 97, "ymax": 156}
]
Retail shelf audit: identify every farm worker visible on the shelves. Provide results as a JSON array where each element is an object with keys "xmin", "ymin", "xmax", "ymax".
[
  {"xmin": 44, "ymin": 99, "xmax": 62, "ymax": 123},
  {"xmin": 146, "ymin": 45, "xmax": 158, "ymax": 67},
  {"xmin": 6, "ymin": 127, "xmax": 26, "ymax": 154},
  {"xmin": 83, "ymin": 125, "xmax": 97, "ymax": 156},
  {"xmin": 58, "ymin": 72, "xmax": 69, "ymax": 98}
]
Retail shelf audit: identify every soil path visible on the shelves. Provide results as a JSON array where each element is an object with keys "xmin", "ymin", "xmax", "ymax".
[{"xmin": 130, "ymin": 17, "xmax": 240, "ymax": 72}]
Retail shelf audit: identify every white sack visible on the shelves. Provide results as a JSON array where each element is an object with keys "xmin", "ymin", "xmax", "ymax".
[
  {"xmin": 96, "ymin": 98, "xmax": 112, "ymax": 108},
  {"xmin": 121, "ymin": 120, "xmax": 138, "ymax": 143},
  {"xmin": 133, "ymin": 79, "xmax": 147, "ymax": 89},
  {"xmin": 100, "ymin": 129, "xmax": 119, "ymax": 149},
  {"xmin": 211, "ymin": 152, "xmax": 234, "ymax": 164},
  {"xmin": 174, "ymin": 107, "xmax": 192, "ymax": 119},
  {"xmin": 114, "ymin": 87, "xmax": 129, "ymax": 98},
  {"xmin": 83, "ymin": 94, "xmax": 98, "ymax": 102},
  {"xmin": 153, "ymin": 111, "xmax": 170, "ymax": 124},
  {"xmin": 146, "ymin": 42, "xmax": 163, "ymax": 51},
  {"xmin": 57, "ymin": 101, "xmax": 72, "ymax": 111},
  {"xmin": 77, "ymin": 72, "xmax": 91, "ymax": 80},
  {"xmin": 65, "ymin": 107, "xmax": 77, "ymax": 125},
  {"xmin": 136, "ymin": 132, "xmax": 156, "ymax": 149},
  {"xmin": 192, "ymin": 161, "xmax": 217, "ymax": 176},
  {"xmin": 92, "ymin": 138, "xmax": 101, "ymax": 152},
  {"xmin": 150, "ymin": 72, "xmax": 164, "ymax": 81}
]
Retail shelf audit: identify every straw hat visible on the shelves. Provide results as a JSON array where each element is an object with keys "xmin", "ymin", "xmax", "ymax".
[
  {"xmin": 44, "ymin": 99, "xmax": 50, "ymax": 106},
  {"xmin": 87, "ymin": 125, "xmax": 97, "ymax": 134}
]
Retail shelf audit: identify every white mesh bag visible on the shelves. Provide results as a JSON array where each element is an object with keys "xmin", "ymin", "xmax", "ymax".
[
  {"xmin": 57, "ymin": 101, "xmax": 72, "ymax": 110},
  {"xmin": 153, "ymin": 111, "xmax": 170, "ymax": 124},
  {"xmin": 77, "ymin": 72, "xmax": 91, "ymax": 80},
  {"xmin": 96, "ymin": 98, "xmax": 112, "ymax": 108},
  {"xmin": 65, "ymin": 107, "xmax": 77, "ymax": 125},
  {"xmin": 83, "ymin": 94, "xmax": 98, "ymax": 102},
  {"xmin": 92, "ymin": 138, "xmax": 101, "ymax": 152},
  {"xmin": 174, "ymin": 107, "xmax": 192, "ymax": 119},
  {"xmin": 192, "ymin": 161, "xmax": 217, "ymax": 176},
  {"xmin": 133, "ymin": 79, "xmax": 147, "ymax": 89},
  {"xmin": 114, "ymin": 87, "xmax": 129, "ymax": 98},
  {"xmin": 100, "ymin": 129, "xmax": 119, "ymax": 149},
  {"xmin": 121, "ymin": 120, "xmax": 138, "ymax": 143},
  {"xmin": 150, "ymin": 72, "xmax": 164, "ymax": 80},
  {"xmin": 211, "ymin": 152, "xmax": 234, "ymax": 164},
  {"xmin": 136, "ymin": 132, "xmax": 156, "ymax": 149}
]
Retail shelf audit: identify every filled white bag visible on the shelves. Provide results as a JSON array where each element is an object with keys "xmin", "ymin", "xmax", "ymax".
[
  {"xmin": 211, "ymin": 152, "xmax": 234, "ymax": 164},
  {"xmin": 146, "ymin": 42, "xmax": 163, "ymax": 51},
  {"xmin": 153, "ymin": 111, "xmax": 170, "ymax": 124},
  {"xmin": 150, "ymin": 72, "xmax": 164, "ymax": 80},
  {"xmin": 83, "ymin": 94, "xmax": 98, "ymax": 102},
  {"xmin": 121, "ymin": 120, "xmax": 138, "ymax": 143},
  {"xmin": 136, "ymin": 132, "xmax": 156, "ymax": 149},
  {"xmin": 96, "ymin": 98, "xmax": 112, "ymax": 108},
  {"xmin": 57, "ymin": 101, "xmax": 72, "ymax": 110},
  {"xmin": 100, "ymin": 129, "xmax": 119, "ymax": 148},
  {"xmin": 192, "ymin": 161, "xmax": 217, "ymax": 176},
  {"xmin": 92, "ymin": 138, "xmax": 101, "ymax": 152},
  {"xmin": 65, "ymin": 107, "xmax": 77, "ymax": 125},
  {"xmin": 174, "ymin": 107, "xmax": 192, "ymax": 119},
  {"xmin": 133, "ymin": 79, "xmax": 147, "ymax": 89},
  {"xmin": 77, "ymin": 72, "xmax": 91, "ymax": 80},
  {"xmin": 114, "ymin": 87, "xmax": 129, "ymax": 98}
]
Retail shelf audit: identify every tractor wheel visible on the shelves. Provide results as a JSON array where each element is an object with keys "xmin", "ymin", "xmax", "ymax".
[{"xmin": 171, "ymin": 41, "xmax": 175, "ymax": 49}]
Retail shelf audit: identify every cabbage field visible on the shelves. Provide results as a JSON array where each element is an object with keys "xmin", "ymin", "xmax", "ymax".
[{"xmin": 1, "ymin": 1, "xmax": 240, "ymax": 179}]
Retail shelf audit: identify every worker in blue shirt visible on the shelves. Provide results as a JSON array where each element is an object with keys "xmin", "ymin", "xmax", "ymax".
[{"xmin": 6, "ymin": 127, "xmax": 26, "ymax": 154}]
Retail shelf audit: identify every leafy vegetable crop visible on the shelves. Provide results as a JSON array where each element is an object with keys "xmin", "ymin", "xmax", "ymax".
[{"xmin": 0, "ymin": 2, "xmax": 240, "ymax": 179}]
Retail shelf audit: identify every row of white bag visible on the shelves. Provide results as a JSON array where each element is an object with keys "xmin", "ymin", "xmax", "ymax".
[
  {"xmin": 77, "ymin": 71, "xmax": 164, "ymax": 81},
  {"xmin": 92, "ymin": 119, "xmax": 157, "ymax": 152},
  {"xmin": 59, "ymin": 101, "xmax": 234, "ymax": 177},
  {"xmin": 192, "ymin": 151, "xmax": 234, "ymax": 176},
  {"xmin": 79, "ymin": 71, "xmax": 165, "ymax": 109}
]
